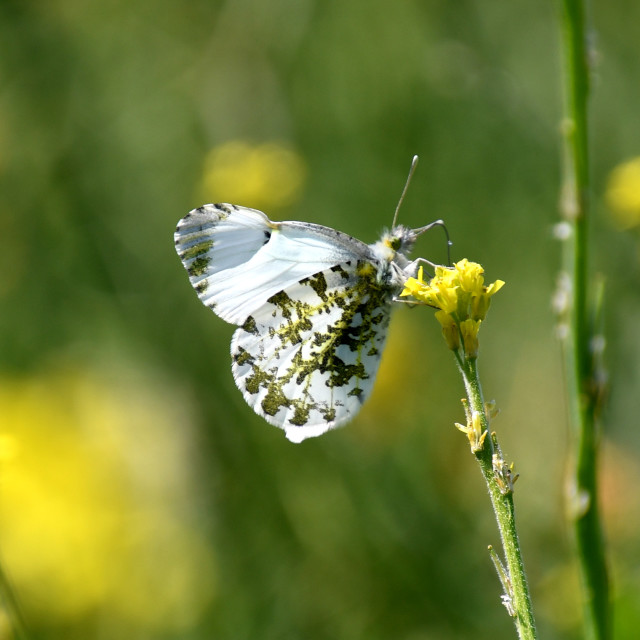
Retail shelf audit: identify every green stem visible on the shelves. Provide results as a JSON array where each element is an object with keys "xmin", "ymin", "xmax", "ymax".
[
  {"xmin": 559, "ymin": 1, "xmax": 610, "ymax": 638},
  {"xmin": 459, "ymin": 357, "xmax": 537, "ymax": 640}
]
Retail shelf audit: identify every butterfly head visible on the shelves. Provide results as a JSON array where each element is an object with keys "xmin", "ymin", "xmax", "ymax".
[
  {"xmin": 372, "ymin": 220, "xmax": 450, "ymax": 286},
  {"xmin": 378, "ymin": 225, "xmax": 421, "ymax": 257},
  {"xmin": 369, "ymin": 225, "xmax": 421, "ymax": 282}
]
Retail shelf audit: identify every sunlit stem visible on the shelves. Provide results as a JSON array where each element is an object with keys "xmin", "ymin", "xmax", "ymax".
[{"xmin": 455, "ymin": 353, "xmax": 537, "ymax": 640}]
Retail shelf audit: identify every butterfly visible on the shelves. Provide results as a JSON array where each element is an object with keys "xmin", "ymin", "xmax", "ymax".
[{"xmin": 174, "ymin": 163, "xmax": 447, "ymax": 442}]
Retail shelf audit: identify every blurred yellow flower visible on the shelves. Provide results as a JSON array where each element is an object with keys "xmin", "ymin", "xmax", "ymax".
[
  {"xmin": 606, "ymin": 156, "xmax": 640, "ymax": 229},
  {"xmin": 0, "ymin": 368, "xmax": 216, "ymax": 633},
  {"xmin": 200, "ymin": 140, "xmax": 306, "ymax": 211}
]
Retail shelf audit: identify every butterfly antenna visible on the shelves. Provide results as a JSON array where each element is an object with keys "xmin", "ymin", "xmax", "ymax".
[
  {"xmin": 391, "ymin": 155, "xmax": 419, "ymax": 228},
  {"xmin": 414, "ymin": 219, "xmax": 453, "ymax": 266}
]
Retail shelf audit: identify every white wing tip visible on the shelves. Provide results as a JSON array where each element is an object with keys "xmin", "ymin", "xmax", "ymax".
[{"xmin": 284, "ymin": 422, "xmax": 338, "ymax": 443}]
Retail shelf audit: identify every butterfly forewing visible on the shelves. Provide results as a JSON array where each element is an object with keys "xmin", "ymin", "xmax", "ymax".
[
  {"xmin": 231, "ymin": 261, "xmax": 394, "ymax": 442},
  {"xmin": 174, "ymin": 204, "xmax": 370, "ymax": 325}
]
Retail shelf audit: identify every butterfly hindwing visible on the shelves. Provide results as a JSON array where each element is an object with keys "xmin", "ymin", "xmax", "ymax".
[{"xmin": 231, "ymin": 261, "xmax": 393, "ymax": 442}]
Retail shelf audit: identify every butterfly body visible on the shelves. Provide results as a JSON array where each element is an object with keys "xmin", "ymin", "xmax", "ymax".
[{"xmin": 175, "ymin": 203, "xmax": 428, "ymax": 442}]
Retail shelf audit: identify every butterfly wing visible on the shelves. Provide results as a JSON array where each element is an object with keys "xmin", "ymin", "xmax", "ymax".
[
  {"xmin": 231, "ymin": 261, "xmax": 394, "ymax": 442},
  {"xmin": 174, "ymin": 203, "xmax": 373, "ymax": 324}
]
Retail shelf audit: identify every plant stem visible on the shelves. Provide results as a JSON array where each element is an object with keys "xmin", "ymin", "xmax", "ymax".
[
  {"xmin": 459, "ymin": 358, "xmax": 537, "ymax": 640},
  {"xmin": 559, "ymin": 1, "xmax": 610, "ymax": 638}
]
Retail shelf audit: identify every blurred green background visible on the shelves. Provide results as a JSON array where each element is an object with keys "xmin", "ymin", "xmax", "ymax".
[{"xmin": 1, "ymin": 1, "xmax": 639, "ymax": 639}]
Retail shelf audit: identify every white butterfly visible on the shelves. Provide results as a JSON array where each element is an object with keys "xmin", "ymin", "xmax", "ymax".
[{"xmin": 174, "ymin": 169, "xmax": 445, "ymax": 442}]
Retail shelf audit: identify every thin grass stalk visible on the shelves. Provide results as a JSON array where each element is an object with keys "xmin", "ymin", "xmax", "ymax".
[{"xmin": 558, "ymin": 1, "xmax": 611, "ymax": 638}]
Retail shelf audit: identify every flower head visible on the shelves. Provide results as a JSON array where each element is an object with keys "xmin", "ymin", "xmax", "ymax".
[{"xmin": 401, "ymin": 259, "xmax": 504, "ymax": 356}]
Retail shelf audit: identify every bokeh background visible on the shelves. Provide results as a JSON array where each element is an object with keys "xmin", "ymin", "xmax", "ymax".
[{"xmin": 1, "ymin": 1, "xmax": 639, "ymax": 639}]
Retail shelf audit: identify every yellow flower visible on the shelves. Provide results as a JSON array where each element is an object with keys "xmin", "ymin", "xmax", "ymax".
[
  {"xmin": 435, "ymin": 309, "xmax": 460, "ymax": 351},
  {"xmin": 0, "ymin": 369, "xmax": 216, "ymax": 631},
  {"xmin": 200, "ymin": 140, "xmax": 306, "ymax": 211},
  {"xmin": 455, "ymin": 258, "xmax": 485, "ymax": 294},
  {"xmin": 460, "ymin": 318, "xmax": 481, "ymax": 358},
  {"xmin": 400, "ymin": 266, "xmax": 427, "ymax": 298},
  {"xmin": 402, "ymin": 265, "xmax": 460, "ymax": 313},
  {"xmin": 401, "ymin": 259, "xmax": 504, "ymax": 355},
  {"xmin": 455, "ymin": 410, "xmax": 488, "ymax": 453},
  {"xmin": 472, "ymin": 278, "xmax": 505, "ymax": 321},
  {"xmin": 606, "ymin": 156, "xmax": 640, "ymax": 229},
  {"xmin": 431, "ymin": 279, "xmax": 460, "ymax": 314}
]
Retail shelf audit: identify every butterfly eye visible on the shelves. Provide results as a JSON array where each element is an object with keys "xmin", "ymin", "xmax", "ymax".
[{"xmin": 389, "ymin": 237, "xmax": 402, "ymax": 251}]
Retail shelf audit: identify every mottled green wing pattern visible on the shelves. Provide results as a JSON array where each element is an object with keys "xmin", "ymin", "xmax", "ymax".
[{"xmin": 231, "ymin": 260, "xmax": 394, "ymax": 442}]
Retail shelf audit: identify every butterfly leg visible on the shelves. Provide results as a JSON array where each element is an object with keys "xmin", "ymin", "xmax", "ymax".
[{"xmin": 405, "ymin": 256, "xmax": 439, "ymax": 278}]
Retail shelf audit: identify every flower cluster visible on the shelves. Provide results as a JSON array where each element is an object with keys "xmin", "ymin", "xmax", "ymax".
[{"xmin": 400, "ymin": 259, "xmax": 505, "ymax": 357}]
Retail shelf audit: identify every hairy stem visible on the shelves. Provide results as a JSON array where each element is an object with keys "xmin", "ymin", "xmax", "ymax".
[{"xmin": 459, "ymin": 358, "xmax": 537, "ymax": 640}]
